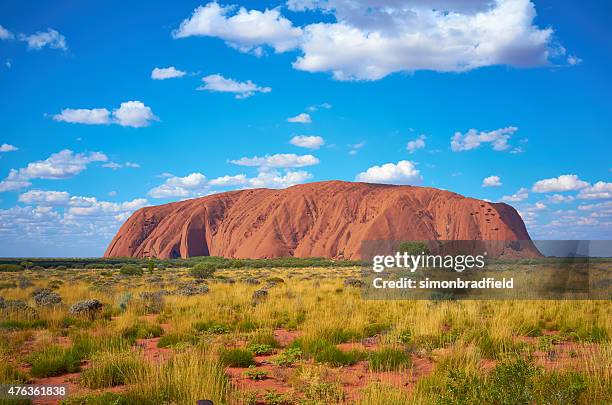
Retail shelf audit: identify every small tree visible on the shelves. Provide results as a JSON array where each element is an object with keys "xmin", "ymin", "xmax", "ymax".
[
  {"xmin": 147, "ymin": 260, "xmax": 155, "ymax": 273},
  {"xmin": 398, "ymin": 241, "xmax": 430, "ymax": 256},
  {"xmin": 190, "ymin": 262, "xmax": 217, "ymax": 280}
]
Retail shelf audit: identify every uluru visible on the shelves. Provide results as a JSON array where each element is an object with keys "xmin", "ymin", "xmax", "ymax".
[{"xmin": 104, "ymin": 180, "xmax": 534, "ymax": 260}]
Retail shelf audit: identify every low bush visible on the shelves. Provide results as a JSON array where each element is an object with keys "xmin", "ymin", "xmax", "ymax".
[
  {"xmin": 120, "ymin": 321, "xmax": 164, "ymax": 341},
  {"xmin": 119, "ymin": 264, "xmax": 143, "ymax": 276},
  {"xmin": 157, "ymin": 333, "xmax": 198, "ymax": 348},
  {"xmin": 219, "ymin": 348, "xmax": 255, "ymax": 368}
]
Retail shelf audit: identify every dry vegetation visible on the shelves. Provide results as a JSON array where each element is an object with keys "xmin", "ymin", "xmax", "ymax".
[{"xmin": 0, "ymin": 264, "xmax": 610, "ymax": 405}]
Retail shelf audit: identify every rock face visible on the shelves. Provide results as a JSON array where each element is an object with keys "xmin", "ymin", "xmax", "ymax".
[{"xmin": 104, "ymin": 181, "xmax": 535, "ymax": 260}]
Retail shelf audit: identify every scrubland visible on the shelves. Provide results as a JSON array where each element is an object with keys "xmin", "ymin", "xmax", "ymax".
[{"xmin": 0, "ymin": 263, "xmax": 610, "ymax": 404}]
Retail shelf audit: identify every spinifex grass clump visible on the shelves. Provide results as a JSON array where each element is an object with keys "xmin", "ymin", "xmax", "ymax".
[
  {"xmin": 368, "ymin": 347, "xmax": 411, "ymax": 372},
  {"xmin": 291, "ymin": 338, "xmax": 366, "ymax": 367},
  {"xmin": 157, "ymin": 333, "xmax": 198, "ymax": 348},
  {"xmin": 81, "ymin": 351, "xmax": 148, "ymax": 388},
  {"xmin": 219, "ymin": 348, "xmax": 255, "ymax": 367},
  {"xmin": 123, "ymin": 350, "xmax": 229, "ymax": 404},
  {"xmin": 120, "ymin": 321, "xmax": 164, "ymax": 341},
  {"xmin": 27, "ymin": 345, "xmax": 82, "ymax": 378}
]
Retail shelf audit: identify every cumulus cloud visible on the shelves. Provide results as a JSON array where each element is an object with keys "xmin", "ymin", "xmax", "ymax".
[
  {"xmin": 113, "ymin": 101, "xmax": 159, "ymax": 127},
  {"xmin": 577, "ymin": 181, "xmax": 612, "ymax": 200},
  {"xmin": 148, "ymin": 173, "xmax": 208, "ymax": 199},
  {"xmin": 451, "ymin": 127, "xmax": 518, "ymax": 152},
  {"xmin": 151, "ymin": 66, "xmax": 187, "ymax": 80},
  {"xmin": 174, "ymin": 1, "xmax": 562, "ymax": 81},
  {"xmin": 52, "ymin": 101, "xmax": 158, "ymax": 127},
  {"xmin": 482, "ymin": 175, "xmax": 502, "ymax": 187},
  {"xmin": 198, "ymin": 74, "xmax": 271, "ymax": 98},
  {"xmin": 501, "ymin": 187, "xmax": 528, "ymax": 202},
  {"xmin": 290, "ymin": 135, "xmax": 324, "ymax": 149},
  {"xmin": 0, "ymin": 150, "xmax": 108, "ymax": 192},
  {"xmin": 1, "ymin": 192, "xmax": 148, "ymax": 250},
  {"xmin": 148, "ymin": 169, "xmax": 312, "ymax": 198},
  {"xmin": 406, "ymin": 134, "xmax": 426, "ymax": 153},
  {"xmin": 208, "ymin": 174, "xmax": 248, "ymax": 186},
  {"xmin": 532, "ymin": 174, "xmax": 589, "ymax": 193},
  {"xmin": 547, "ymin": 194, "xmax": 575, "ymax": 204},
  {"xmin": 0, "ymin": 144, "xmax": 18, "ymax": 152},
  {"xmin": 173, "ymin": 2, "xmax": 303, "ymax": 54},
  {"xmin": 19, "ymin": 190, "xmax": 70, "ymax": 206},
  {"xmin": 230, "ymin": 153, "xmax": 319, "ymax": 168},
  {"xmin": 19, "ymin": 29, "xmax": 67, "ymax": 50},
  {"xmin": 52, "ymin": 108, "xmax": 111, "ymax": 125},
  {"xmin": 287, "ymin": 113, "xmax": 312, "ymax": 123},
  {"xmin": 0, "ymin": 25, "xmax": 13, "ymax": 40},
  {"xmin": 355, "ymin": 160, "xmax": 422, "ymax": 184}
]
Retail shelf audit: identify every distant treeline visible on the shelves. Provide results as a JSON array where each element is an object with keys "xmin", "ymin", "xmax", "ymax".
[{"xmin": 0, "ymin": 256, "xmax": 361, "ymax": 271}]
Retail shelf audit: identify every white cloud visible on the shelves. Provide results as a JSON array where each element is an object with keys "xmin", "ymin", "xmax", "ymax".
[
  {"xmin": 148, "ymin": 173, "xmax": 208, "ymax": 198},
  {"xmin": 52, "ymin": 101, "xmax": 158, "ymax": 127},
  {"xmin": 306, "ymin": 102, "xmax": 332, "ymax": 112},
  {"xmin": 451, "ymin": 127, "xmax": 518, "ymax": 152},
  {"xmin": 532, "ymin": 174, "xmax": 589, "ymax": 193},
  {"xmin": 501, "ymin": 187, "xmax": 528, "ymax": 202},
  {"xmin": 406, "ymin": 134, "xmax": 426, "ymax": 154},
  {"xmin": 208, "ymin": 174, "xmax": 248, "ymax": 186},
  {"xmin": 198, "ymin": 74, "xmax": 271, "ymax": 98},
  {"xmin": 0, "ymin": 25, "xmax": 13, "ymax": 40},
  {"xmin": 173, "ymin": 2, "xmax": 303, "ymax": 54},
  {"xmin": 577, "ymin": 181, "xmax": 612, "ymax": 200},
  {"xmin": 113, "ymin": 101, "xmax": 159, "ymax": 128},
  {"xmin": 290, "ymin": 135, "xmax": 324, "ymax": 149},
  {"xmin": 355, "ymin": 160, "xmax": 422, "ymax": 184},
  {"xmin": 151, "ymin": 66, "xmax": 187, "ymax": 80},
  {"xmin": 291, "ymin": 0, "xmax": 554, "ymax": 80},
  {"xmin": 348, "ymin": 141, "xmax": 365, "ymax": 155},
  {"xmin": 567, "ymin": 55, "xmax": 582, "ymax": 65},
  {"xmin": 0, "ymin": 144, "xmax": 18, "ymax": 152},
  {"xmin": 482, "ymin": 175, "xmax": 502, "ymax": 187},
  {"xmin": 19, "ymin": 190, "xmax": 70, "ymax": 206},
  {"xmin": 19, "ymin": 29, "xmax": 67, "ymax": 50},
  {"xmin": 52, "ymin": 108, "xmax": 111, "ymax": 125},
  {"xmin": 148, "ymin": 169, "xmax": 313, "ymax": 198},
  {"xmin": 102, "ymin": 162, "xmax": 122, "ymax": 170},
  {"xmin": 0, "ymin": 150, "xmax": 108, "ymax": 192},
  {"xmin": 578, "ymin": 200, "xmax": 612, "ymax": 212},
  {"xmin": 230, "ymin": 153, "xmax": 319, "ymax": 168},
  {"xmin": 248, "ymin": 170, "xmax": 312, "ymax": 188},
  {"xmin": 101, "ymin": 161, "xmax": 140, "ymax": 170},
  {"xmin": 173, "ymin": 1, "xmax": 561, "ymax": 81},
  {"xmin": 546, "ymin": 194, "xmax": 575, "ymax": 204},
  {"xmin": 287, "ymin": 113, "xmax": 312, "ymax": 123}
]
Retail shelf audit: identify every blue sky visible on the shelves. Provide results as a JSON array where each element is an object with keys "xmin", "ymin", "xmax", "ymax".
[{"xmin": 0, "ymin": 0, "xmax": 610, "ymax": 257}]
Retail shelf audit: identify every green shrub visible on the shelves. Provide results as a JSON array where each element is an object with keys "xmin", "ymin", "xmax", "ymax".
[
  {"xmin": 368, "ymin": 347, "xmax": 411, "ymax": 371},
  {"xmin": 486, "ymin": 357, "xmax": 537, "ymax": 404},
  {"xmin": 244, "ymin": 365, "xmax": 268, "ymax": 380},
  {"xmin": 0, "ymin": 264, "xmax": 24, "ymax": 272},
  {"xmin": 60, "ymin": 392, "xmax": 129, "ymax": 405},
  {"xmin": 119, "ymin": 264, "xmax": 143, "ymax": 276},
  {"xmin": 248, "ymin": 343, "xmax": 274, "ymax": 355},
  {"xmin": 273, "ymin": 347, "xmax": 302, "ymax": 366},
  {"xmin": 190, "ymin": 263, "xmax": 217, "ymax": 280},
  {"xmin": 219, "ymin": 348, "xmax": 255, "ymax": 368}
]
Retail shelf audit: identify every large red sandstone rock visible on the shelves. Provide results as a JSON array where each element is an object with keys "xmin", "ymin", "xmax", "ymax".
[{"xmin": 104, "ymin": 181, "xmax": 535, "ymax": 259}]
